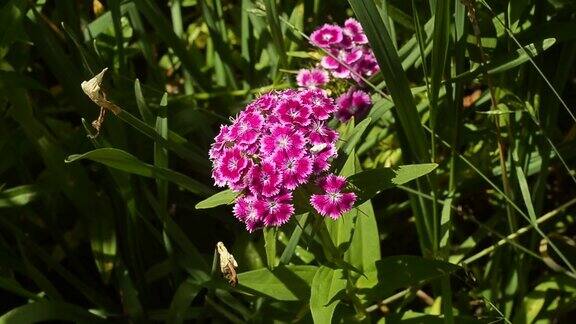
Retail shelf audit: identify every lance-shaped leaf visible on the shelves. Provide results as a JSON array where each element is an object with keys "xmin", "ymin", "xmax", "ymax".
[
  {"xmin": 195, "ymin": 190, "xmax": 238, "ymax": 209},
  {"xmin": 66, "ymin": 148, "xmax": 214, "ymax": 196},
  {"xmin": 348, "ymin": 163, "xmax": 438, "ymax": 204}
]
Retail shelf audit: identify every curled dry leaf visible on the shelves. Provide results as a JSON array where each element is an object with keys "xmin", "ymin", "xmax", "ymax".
[
  {"xmin": 81, "ymin": 68, "xmax": 121, "ymax": 137},
  {"xmin": 216, "ymin": 242, "xmax": 239, "ymax": 287}
]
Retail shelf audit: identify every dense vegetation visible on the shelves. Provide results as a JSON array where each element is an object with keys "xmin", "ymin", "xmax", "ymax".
[{"xmin": 1, "ymin": 0, "xmax": 575, "ymax": 322}]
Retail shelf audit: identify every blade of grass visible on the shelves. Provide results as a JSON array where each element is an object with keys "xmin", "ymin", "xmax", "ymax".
[
  {"xmin": 428, "ymin": 0, "xmax": 453, "ymax": 319},
  {"xmin": 134, "ymin": 79, "xmax": 154, "ymax": 125},
  {"xmin": 133, "ymin": 0, "xmax": 211, "ymax": 91},
  {"xmin": 0, "ymin": 185, "xmax": 39, "ymax": 208},
  {"xmin": 264, "ymin": 228, "xmax": 277, "ymax": 269},
  {"xmin": 478, "ymin": 0, "xmax": 576, "ymax": 124},
  {"xmin": 0, "ymin": 301, "xmax": 107, "ymax": 323},
  {"xmin": 170, "ymin": 0, "xmax": 193, "ymax": 94},
  {"xmin": 199, "ymin": 0, "xmax": 241, "ymax": 88},
  {"xmin": 167, "ymin": 278, "xmax": 202, "ymax": 324},
  {"xmin": 425, "ymin": 124, "xmax": 576, "ymax": 274},
  {"xmin": 264, "ymin": 0, "xmax": 287, "ymax": 80},
  {"xmin": 65, "ymin": 148, "xmax": 215, "ymax": 196},
  {"xmin": 0, "ymin": 218, "xmax": 117, "ymax": 311},
  {"xmin": 279, "ymin": 213, "xmax": 310, "ymax": 264},
  {"xmin": 109, "ymin": 0, "xmax": 126, "ymax": 74}
]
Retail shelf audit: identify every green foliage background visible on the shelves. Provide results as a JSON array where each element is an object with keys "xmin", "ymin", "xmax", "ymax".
[{"xmin": 1, "ymin": 0, "xmax": 576, "ymax": 322}]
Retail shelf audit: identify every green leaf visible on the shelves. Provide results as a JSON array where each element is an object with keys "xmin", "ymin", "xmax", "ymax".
[
  {"xmin": 134, "ymin": 79, "xmax": 154, "ymax": 125},
  {"xmin": 167, "ymin": 278, "xmax": 201, "ymax": 324},
  {"xmin": 367, "ymin": 255, "xmax": 460, "ymax": 298},
  {"xmin": 236, "ymin": 265, "xmax": 317, "ymax": 301},
  {"xmin": 348, "ymin": 163, "xmax": 438, "ymax": 203},
  {"xmin": 116, "ymin": 263, "xmax": 144, "ymax": 320},
  {"xmin": 115, "ymin": 109, "xmax": 209, "ymax": 171},
  {"xmin": 341, "ymin": 117, "xmax": 371, "ymax": 155},
  {"xmin": 279, "ymin": 213, "xmax": 310, "ymax": 264},
  {"xmin": 0, "ymin": 276, "xmax": 41, "ymax": 301},
  {"xmin": 451, "ymin": 38, "xmax": 556, "ymax": 82},
  {"xmin": 65, "ymin": 148, "xmax": 214, "ymax": 196},
  {"xmin": 154, "ymin": 92, "xmax": 169, "ymax": 210},
  {"xmin": 0, "ymin": 301, "xmax": 107, "ymax": 323},
  {"xmin": 429, "ymin": 0, "xmax": 451, "ymax": 108},
  {"xmin": 0, "ymin": 185, "xmax": 39, "ymax": 208},
  {"xmin": 347, "ymin": 199, "xmax": 380, "ymax": 274},
  {"xmin": 263, "ymin": 0, "xmax": 287, "ymax": 72},
  {"xmin": 195, "ymin": 190, "xmax": 238, "ymax": 209},
  {"xmin": 516, "ymin": 274, "xmax": 576, "ymax": 323},
  {"xmin": 385, "ymin": 311, "xmax": 484, "ymax": 324},
  {"xmin": 0, "ymin": 2, "xmax": 23, "ymax": 59},
  {"xmin": 309, "ymin": 266, "xmax": 347, "ymax": 323},
  {"xmin": 264, "ymin": 227, "xmax": 277, "ymax": 269},
  {"xmin": 89, "ymin": 210, "xmax": 116, "ymax": 284}
]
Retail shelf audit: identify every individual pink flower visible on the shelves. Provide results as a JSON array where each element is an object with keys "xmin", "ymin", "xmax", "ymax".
[
  {"xmin": 310, "ymin": 174, "xmax": 356, "ymax": 219},
  {"xmin": 260, "ymin": 125, "xmax": 306, "ymax": 158},
  {"xmin": 298, "ymin": 89, "xmax": 335, "ymax": 120},
  {"xmin": 233, "ymin": 195, "xmax": 265, "ymax": 232},
  {"xmin": 273, "ymin": 152, "xmax": 313, "ymax": 190},
  {"xmin": 310, "ymin": 24, "xmax": 343, "ymax": 48},
  {"xmin": 261, "ymin": 192, "xmax": 295, "ymax": 226},
  {"xmin": 248, "ymin": 161, "xmax": 282, "ymax": 197},
  {"xmin": 211, "ymin": 167, "xmax": 227, "ymax": 187},
  {"xmin": 217, "ymin": 148, "xmax": 250, "ymax": 184},
  {"xmin": 296, "ymin": 69, "xmax": 329, "ymax": 89},
  {"xmin": 344, "ymin": 18, "xmax": 368, "ymax": 44},
  {"xmin": 277, "ymin": 98, "xmax": 312, "ymax": 126},
  {"xmin": 343, "ymin": 49, "xmax": 363, "ymax": 65},
  {"xmin": 308, "ymin": 121, "xmax": 338, "ymax": 145},
  {"xmin": 209, "ymin": 125, "xmax": 233, "ymax": 160},
  {"xmin": 246, "ymin": 93, "xmax": 277, "ymax": 113},
  {"xmin": 332, "ymin": 65, "xmax": 352, "ymax": 79},
  {"xmin": 311, "ymin": 143, "xmax": 337, "ymax": 173},
  {"xmin": 320, "ymin": 55, "xmax": 340, "ymax": 70},
  {"xmin": 335, "ymin": 89, "xmax": 372, "ymax": 122},
  {"xmin": 230, "ymin": 111, "xmax": 264, "ymax": 145}
]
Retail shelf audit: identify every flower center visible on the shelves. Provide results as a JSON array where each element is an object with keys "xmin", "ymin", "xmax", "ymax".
[
  {"xmin": 277, "ymin": 136, "xmax": 289, "ymax": 148},
  {"xmin": 289, "ymin": 108, "xmax": 300, "ymax": 118},
  {"xmin": 261, "ymin": 173, "xmax": 270, "ymax": 184},
  {"xmin": 322, "ymin": 33, "xmax": 333, "ymax": 41},
  {"xmin": 247, "ymin": 208, "xmax": 259, "ymax": 220},
  {"xmin": 328, "ymin": 192, "xmax": 342, "ymax": 203},
  {"xmin": 286, "ymin": 159, "xmax": 296, "ymax": 171},
  {"xmin": 239, "ymin": 122, "xmax": 249, "ymax": 132},
  {"xmin": 268, "ymin": 201, "xmax": 278, "ymax": 212},
  {"xmin": 228, "ymin": 158, "xmax": 238, "ymax": 170}
]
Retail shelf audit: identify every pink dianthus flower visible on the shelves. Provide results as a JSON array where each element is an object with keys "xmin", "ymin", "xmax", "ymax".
[
  {"xmin": 335, "ymin": 89, "xmax": 372, "ymax": 122},
  {"xmin": 310, "ymin": 24, "xmax": 344, "ymax": 48},
  {"xmin": 310, "ymin": 174, "xmax": 357, "ymax": 219},
  {"xmin": 296, "ymin": 69, "xmax": 329, "ymax": 89}
]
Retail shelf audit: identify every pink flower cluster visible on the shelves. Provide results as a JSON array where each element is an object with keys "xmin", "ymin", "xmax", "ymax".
[
  {"xmin": 310, "ymin": 19, "xmax": 379, "ymax": 83},
  {"xmin": 209, "ymin": 89, "xmax": 357, "ymax": 231},
  {"xmin": 295, "ymin": 19, "xmax": 376, "ymax": 123}
]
